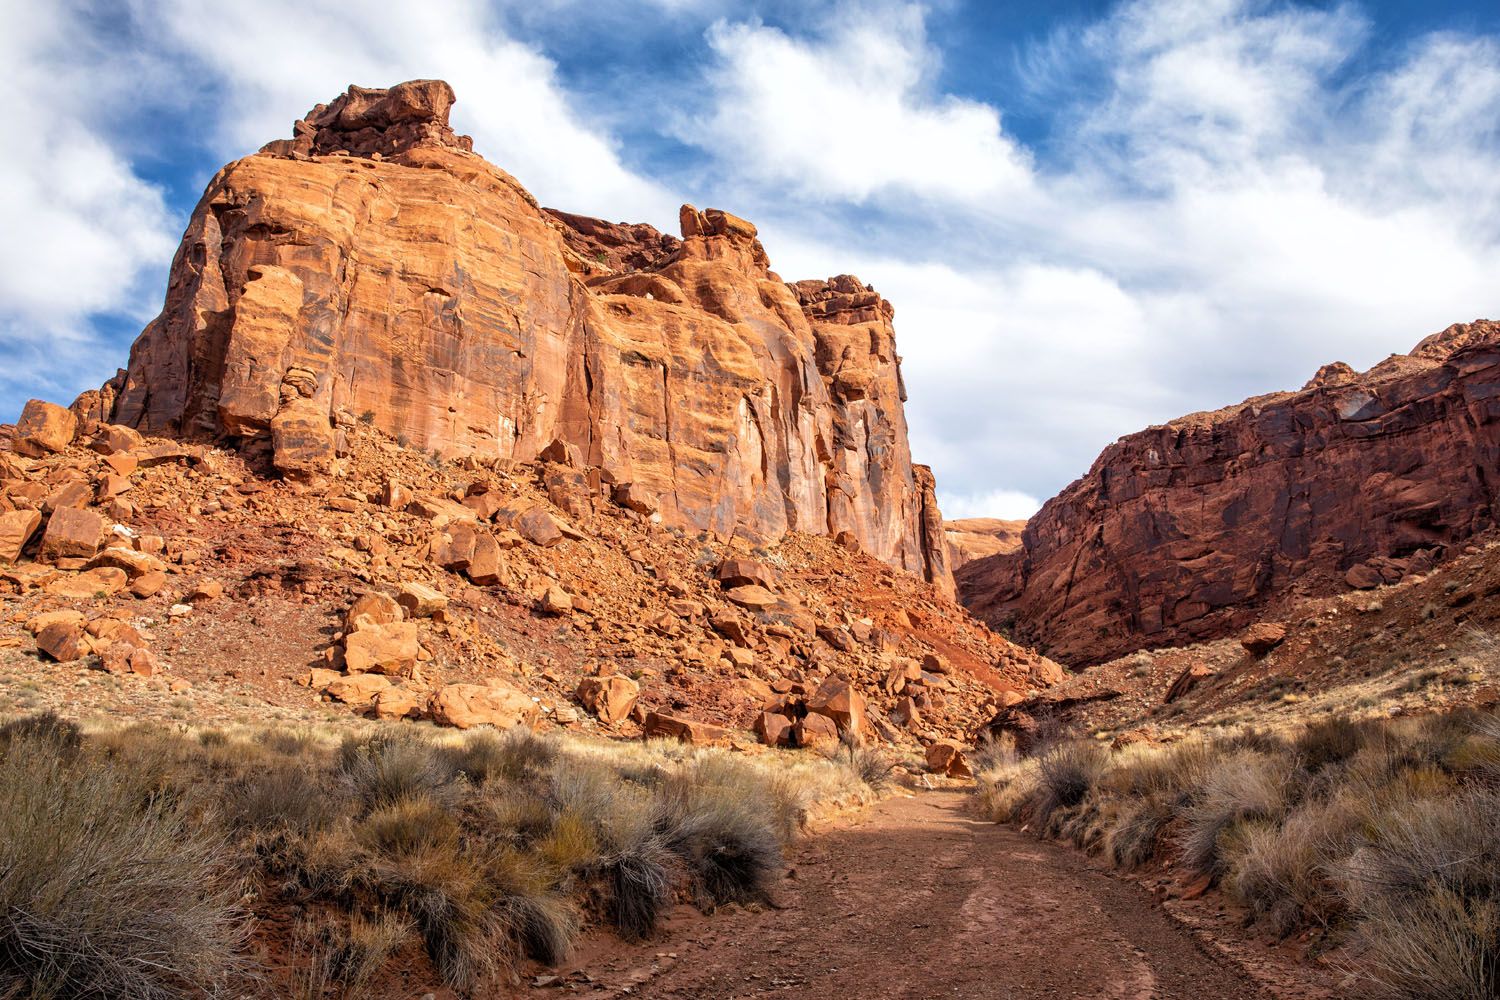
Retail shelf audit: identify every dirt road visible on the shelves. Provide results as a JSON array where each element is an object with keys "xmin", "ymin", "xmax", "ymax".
[{"xmin": 575, "ymin": 790, "xmax": 1274, "ymax": 1000}]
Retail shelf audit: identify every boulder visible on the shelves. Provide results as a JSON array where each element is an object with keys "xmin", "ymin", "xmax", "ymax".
[
  {"xmin": 396, "ymin": 582, "xmax": 448, "ymax": 619},
  {"xmin": 612, "ymin": 482, "xmax": 658, "ymax": 515},
  {"xmin": 89, "ymin": 424, "xmax": 144, "ymax": 455},
  {"xmin": 372, "ymin": 686, "xmax": 422, "ymax": 720},
  {"xmin": 45, "ymin": 567, "xmax": 127, "ymax": 599},
  {"xmin": 345, "ymin": 591, "xmax": 403, "ymax": 633},
  {"xmin": 87, "ymin": 547, "xmax": 166, "ymax": 579},
  {"xmin": 642, "ymin": 711, "xmax": 732, "ymax": 746},
  {"xmin": 575, "ymin": 674, "xmax": 639, "ymax": 725},
  {"xmin": 36, "ymin": 621, "xmax": 88, "ymax": 661},
  {"xmin": 12, "ymin": 400, "xmax": 77, "ymax": 456},
  {"xmin": 343, "ymin": 621, "xmax": 420, "ymax": 676},
  {"xmin": 1240, "ymin": 622, "xmax": 1287, "ymax": 656},
  {"xmin": 429, "ymin": 682, "xmax": 539, "ymax": 730},
  {"xmin": 0, "ymin": 510, "xmax": 41, "ymax": 564},
  {"xmin": 514, "ymin": 507, "xmax": 564, "ymax": 547},
  {"xmin": 806, "ymin": 676, "xmax": 866, "ymax": 735},
  {"xmin": 718, "ymin": 557, "xmax": 777, "ymax": 591},
  {"xmin": 925, "ymin": 739, "xmax": 973, "ymax": 778},
  {"xmin": 725, "ymin": 585, "xmax": 778, "ymax": 610},
  {"xmin": 325, "ymin": 672, "xmax": 392, "ymax": 705},
  {"xmin": 40, "ymin": 507, "xmax": 104, "ymax": 561},
  {"xmin": 539, "ymin": 585, "xmax": 573, "ymax": 615},
  {"xmin": 754, "ymin": 711, "xmax": 794, "ymax": 747},
  {"xmin": 793, "ymin": 712, "xmax": 840, "ymax": 750}
]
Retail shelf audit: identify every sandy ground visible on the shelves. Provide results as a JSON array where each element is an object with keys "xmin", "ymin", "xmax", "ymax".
[{"xmin": 558, "ymin": 791, "xmax": 1287, "ymax": 1000}]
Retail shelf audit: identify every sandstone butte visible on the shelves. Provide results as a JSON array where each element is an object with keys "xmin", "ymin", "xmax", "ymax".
[
  {"xmin": 944, "ymin": 517, "xmax": 1026, "ymax": 570},
  {"xmin": 75, "ymin": 79, "xmax": 953, "ymax": 596},
  {"xmin": 959, "ymin": 319, "xmax": 1500, "ymax": 666}
]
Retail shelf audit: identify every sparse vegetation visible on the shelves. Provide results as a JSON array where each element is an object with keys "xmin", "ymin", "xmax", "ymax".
[
  {"xmin": 975, "ymin": 708, "xmax": 1500, "ymax": 999},
  {"xmin": 0, "ymin": 714, "xmax": 866, "ymax": 997}
]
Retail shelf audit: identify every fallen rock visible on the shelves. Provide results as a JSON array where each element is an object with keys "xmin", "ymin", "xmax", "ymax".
[
  {"xmin": 372, "ymin": 686, "xmax": 422, "ymax": 720},
  {"xmin": 325, "ymin": 672, "xmax": 392, "ymax": 705},
  {"xmin": 12, "ymin": 400, "xmax": 77, "ymax": 456},
  {"xmin": 539, "ymin": 585, "xmax": 573, "ymax": 615},
  {"xmin": 429, "ymin": 682, "xmax": 539, "ymax": 730},
  {"xmin": 643, "ymin": 711, "xmax": 732, "ymax": 746},
  {"xmin": 36, "ymin": 621, "xmax": 88, "ymax": 662},
  {"xmin": 1240, "ymin": 622, "xmax": 1287, "ymax": 656},
  {"xmin": 793, "ymin": 712, "xmax": 839, "ymax": 750},
  {"xmin": 45, "ymin": 567, "xmax": 127, "ymax": 599},
  {"xmin": 0, "ymin": 510, "xmax": 41, "ymax": 564},
  {"xmin": 343, "ymin": 621, "xmax": 420, "ymax": 676},
  {"xmin": 345, "ymin": 591, "xmax": 403, "ymax": 633},
  {"xmin": 725, "ymin": 584, "xmax": 778, "ymax": 610},
  {"xmin": 718, "ymin": 557, "xmax": 777, "ymax": 591},
  {"xmin": 514, "ymin": 507, "xmax": 564, "ymax": 547},
  {"xmin": 40, "ymin": 507, "xmax": 104, "ymax": 562},
  {"xmin": 926, "ymin": 739, "xmax": 973, "ymax": 778},
  {"xmin": 396, "ymin": 582, "xmax": 448, "ymax": 619},
  {"xmin": 754, "ymin": 711, "xmax": 794, "ymax": 747},
  {"xmin": 806, "ymin": 676, "xmax": 866, "ymax": 735},
  {"xmin": 575, "ymin": 674, "xmax": 639, "ymax": 725},
  {"xmin": 612, "ymin": 482, "xmax": 658, "ymax": 515}
]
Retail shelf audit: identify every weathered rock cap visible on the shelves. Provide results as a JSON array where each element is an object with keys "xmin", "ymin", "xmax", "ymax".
[{"xmin": 263, "ymin": 79, "xmax": 472, "ymax": 158}]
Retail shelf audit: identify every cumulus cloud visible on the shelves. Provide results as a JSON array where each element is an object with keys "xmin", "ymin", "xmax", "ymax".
[
  {"xmin": 705, "ymin": 0, "xmax": 1500, "ymax": 509},
  {"xmin": 697, "ymin": 6, "xmax": 1034, "ymax": 204},
  {"xmin": 939, "ymin": 489, "xmax": 1044, "ymax": 521},
  {"xmin": 0, "ymin": 0, "xmax": 176, "ymax": 409}
]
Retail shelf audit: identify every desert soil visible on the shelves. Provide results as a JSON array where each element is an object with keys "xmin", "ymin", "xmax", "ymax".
[{"xmin": 565, "ymin": 790, "xmax": 1285, "ymax": 999}]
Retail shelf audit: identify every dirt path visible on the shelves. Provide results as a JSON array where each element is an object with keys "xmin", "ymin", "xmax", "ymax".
[{"xmin": 570, "ymin": 790, "xmax": 1275, "ymax": 999}]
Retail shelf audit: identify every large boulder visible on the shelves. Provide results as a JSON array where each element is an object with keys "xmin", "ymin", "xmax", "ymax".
[
  {"xmin": 575, "ymin": 674, "xmax": 639, "ymax": 725},
  {"xmin": 13, "ymin": 400, "xmax": 76, "ymax": 456},
  {"xmin": 343, "ymin": 621, "xmax": 420, "ymax": 676},
  {"xmin": 642, "ymin": 711, "xmax": 732, "ymax": 746},
  {"xmin": 806, "ymin": 676, "xmax": 866, "ymax": 736},
  {"xmin": 0, "ymin": 510, "xmax": 41, "ymax": 564},
  {"xmin": 40, "ymin": 507, "xmax": 104, "ymax": 562},
  {"xmin": 429, "ymin": 682, "xmax": 538, "ymax": 730}
]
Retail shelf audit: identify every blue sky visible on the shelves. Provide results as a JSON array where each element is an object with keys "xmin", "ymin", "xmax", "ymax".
[{"xmin": 4, "ymin": 0, "xmax": 1499, "ymax": 518}]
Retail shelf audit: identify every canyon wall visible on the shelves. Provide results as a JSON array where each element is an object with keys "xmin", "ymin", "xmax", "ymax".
[
  {"xmin": 97, "ymin": 81, "xmax": 952, "ymax": 594},
  {"xmin": 961, "ymin": 321, "xmax": 1500, "ymax": 665}
]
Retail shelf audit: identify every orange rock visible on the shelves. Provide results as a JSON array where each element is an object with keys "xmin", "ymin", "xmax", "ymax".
[
  {"xmin": 1164, "ymin": 664, "xmax": 1213, "ymax": 704},
  {"xmin": 12, "ymin": 400, "xmax": 77, "ymax": 456},
  {"xmin": 925, "ymin": 739, "xmax": 972, "ymax": 778},
  {"xmin": 513, "ymin": 508, "xmax": 564, "ymax": 547},
  {"xmin": 575, "ymin": 674, "xmax": 639, "ymax": 725},
  {"xmin": 793, "ymin": 712, "xmax": 839, "ymax": 750},
  {"xmin": 40, "ymin": 507, "xmax": 103, "ymax": 561},
  {"xmin": 343, "ymin": 621, "xmax": 419, "ymax": 676},
  {"xmin": 429, "ymin": 682, "xmax": 538, "ymax": 730},
  {"xmin": 396, "ymin": 582, "xmax": 447, "ymax": 619},
  {"xmin": 325, "ymin": 672, "xmax": 392, "ymax": 705},
  {"xmin": 725, "ymin": 585, "xmax": 777, "ymax": 610},
  {"xmin": 718, "ymin": 557, "xmax": 776, "ymax": 591},
  {"xmin": 807, "ymin": 676, "xmax": 866, "ymax": 735},
  {"xmin": 754, "ymin": 711, "xmax": 794, "ymax": 747},
  {"xmin": 0, "ymin": 510, "xmax": 41, "ymax": 564},
  {"xmin": 129, "ymin": 570, "xmax": 167, "ymax": 598},
  {"xmin": 345, "ymin": 591, "xmax": 402, "ymax": 632},
  {"xmin": 372, "ymin": 686, "xmax": 422, "ymax": 720},
  {"xmin": 95, "ymin": 81, "xmax": 950, "ymax": 593},
  {"xmin": 643, "ymin": 711, "xmax": 732, "ymax": 746},
  {"xmin": 45, "ymin": 567, "xmax": 127, "ymax": 599},
  {"xmin": 1240, "ymin": 622, "xmax": 1287, "ymax": 656},
  {"xmin": 36, "ymin": 621, "xmax": 88, "ymax": 661},
  {"xmin": 539, "ymin": 585, "xmax": 573, "ymax": 615}
]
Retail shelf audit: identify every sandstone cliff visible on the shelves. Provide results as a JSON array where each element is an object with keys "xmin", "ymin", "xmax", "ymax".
[
  {"xmin": 962, "ymin": 320, "xmax": 1500, "ymax": 665},
  {"xmin": 96, "ymin": 81, "xmax": 951, "ymax": 594},
  {"xmin": 945, "ymin": 518, "xmax": 1026, "ymax": 569}
]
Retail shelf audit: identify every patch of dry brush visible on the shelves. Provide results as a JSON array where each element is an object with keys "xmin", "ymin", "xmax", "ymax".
[
  {"xmin": 0, "ymin": 716, "xmax": 876, "ymax": 998},
  {"xmin": 975, "ymin": 710, "xmax": 1500, "ymax": 1000}
]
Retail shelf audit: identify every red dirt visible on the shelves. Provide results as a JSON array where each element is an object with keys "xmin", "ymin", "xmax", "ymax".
[{"xmin": 559, "ymin": 791, "xmax": 1281, "ymax": 999}]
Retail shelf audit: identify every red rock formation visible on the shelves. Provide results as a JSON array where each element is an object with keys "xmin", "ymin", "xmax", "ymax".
[
  {"xmin": 945, "ymin": 518, "xmax": 1027, "ymax": 569},
  {"xmin": 95, "ymin": 81, "xmax": 951, "ymax": 593},
  {"xmin": 962, "ymin": 320, "xmax": 1500, "ymax": 665}
]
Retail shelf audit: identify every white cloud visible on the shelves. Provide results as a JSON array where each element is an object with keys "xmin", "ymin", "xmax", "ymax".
[
  {"xmin": 142, "ymin": 0, "xmax": 680, "ymax": 225},
  {"xmin": 939, "ymin": 488, "xmax": 1043, "ymax": 521},
  {"xmin": 0, "ymin": 0, "xmax": 176, "ymax": 409},
  {"xmin": 705, "ymin": 0, "xmax": 1500, "ymax": 509},
  {"xmin": 697, "ymin": 7, "xmax": 1034, "ymax": 204}
]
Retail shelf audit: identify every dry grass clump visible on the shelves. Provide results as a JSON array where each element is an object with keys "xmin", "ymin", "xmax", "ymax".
[
  {"xmin": 975, "ymin": 708, "xmax": 1500, "ymax": 998},
  {"xmin": 0, "ymin": 730, "xmax": 245, "ymax": 999},
  {"xmin": 0, "ymin": 712, "xmax": 859, "ymax": 997}
]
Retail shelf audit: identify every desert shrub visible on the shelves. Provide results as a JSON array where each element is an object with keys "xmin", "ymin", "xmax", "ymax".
[
  {"xmin": 974, "ymin": 754, "xmax": 1039, "ymax": 823},
  {"xmin": 0, "ymin": 711, "xmax": 81, "ymax": 753},
  {"xmin": 1179, "ymin": 748, "xmax": 1294, "ymax": 878},
  {"xmin": 1341, "ymin": 791, "xmax": 1500, "ymax": 999},
  {"xmin": 358, "ymin": 796, "xmax": 459, "ymax": 857},
  {"xmin": 229, "ymin": 763, "xmax": 344, "ymax": 835},
  {"xmin": 828, "ymin": 730, "xmax": 895, "ymax": 791},
  {"xmin": 1293, "ymin": 715, "xmax": 1369, "ymax": 773},
  {"xmin": 1102, "ymin": 795, "xmax": 1175, "ymax": 869},
  {"xmin": 1226, "ymin": 788, "xmax": 1366, "ymax": 935},
  {"xmin": 360, "ymin": 844, "xmax": 499, "ymax": 990},
  {"xmin": 0, "ymin": 736, "xmax": 245, "ymax": 999},
  {"xmin": 655, "ymin": 755, "xmax": 783, "ymax": 909},
  {"xmin": 489, "ymin": 849, "xmax": 578, "ymax": 965},
  {"xmin": 338, "ymin": 733, "xmax": 456, "ymax": 809},
  {"xmin": 257, "ymin": 727, "xmax": 319, "ymax": 757},
  {"xmin": 444, "ymin": 727, "xmax": 558, "ymax": 786},
  {"xmin": 1030, "ymin": 741, "xmax": 1107, "ymax": 830}
]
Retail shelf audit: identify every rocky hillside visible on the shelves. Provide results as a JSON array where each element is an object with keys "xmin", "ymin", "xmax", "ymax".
[
  {"xmin": 87, "ymin": 80, "xmax": 951, "ymax": 595},
  {"xmin": 0, "ymin": 81, "xmax": 1058, "ymax": 758},
  {"xmin": 961, "ymin": 320, "xmax": 1500, "ymax": 666}
]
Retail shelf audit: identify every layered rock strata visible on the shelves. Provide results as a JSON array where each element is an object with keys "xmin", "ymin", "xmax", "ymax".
[
  {"xmin": 963, "ymin": 321, "xmax": 1500, "ymax": 665},
  {"xmin": 96, "ymin": 80, "xmax": 951, "ymax": 593}
]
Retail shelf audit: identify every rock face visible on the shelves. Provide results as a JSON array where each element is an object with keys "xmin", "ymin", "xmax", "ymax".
[
  {"xmin": 963, "ymin": 321, "xmax": 1500, "ymax": 665},
  {"xmin": 944, "ymin": 518, "xmax": 1026, "ymax": 570},
  {"xmin": 97, "ymin": 80, "xmax": 951, "ymax": 594}
]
